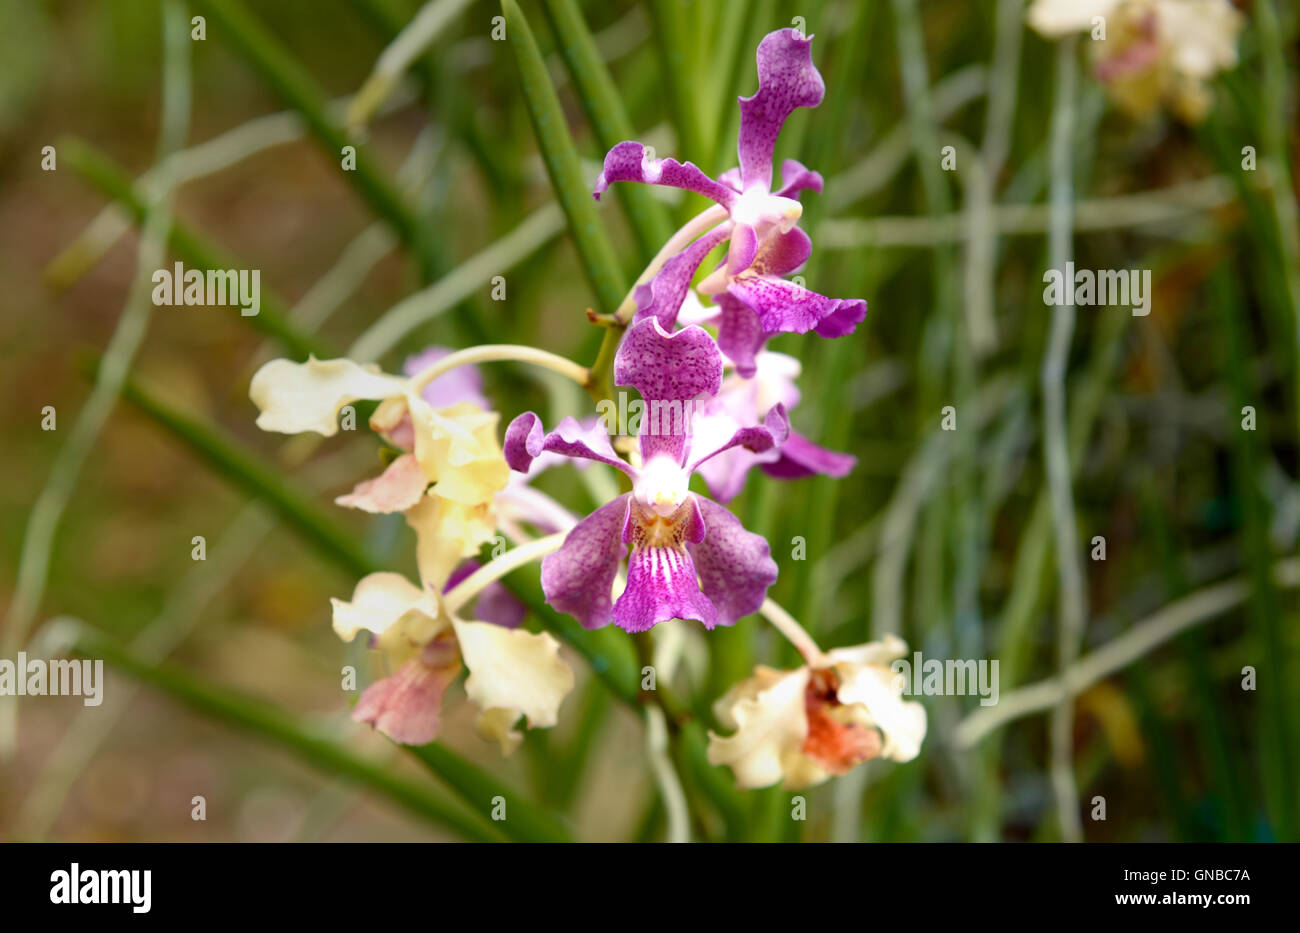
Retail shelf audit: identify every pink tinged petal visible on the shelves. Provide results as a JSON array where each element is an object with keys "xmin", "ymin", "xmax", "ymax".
[
  {"xmin": 334, "ymin": 452, "xmax": 428, "ymax": 513},
  {"xmin": 726, "ymin": 223, "xmax": 759, "ymax": 277},
  {"xmin": 633, "ymin": 226, "xmax": 731, "ymax": 330},
  {"xmin": 688, "ymin": 497, "xmax": 778, "ymax": 626},
  {"xmin": 813, "ymin": 298, "xmax": 867, "ymax": 338},
  {"xmin": 737, "ymin": 29, "xmax": 826, "ymax": 191},
  {"xmin": 403, "ymin": 347, "xmax": 490, "ymax": 410},
  {"xmin": 614, "ymin": 318, "xmax": 723, "ymax": 463},
  {"xmin": 717, "ymin": 167, "xmax": 743, "ymax": 192},
  {"xmin": 751, "ymin": 227, "xmax": 812, "ymax": 278},
  {"xmin": 774, "ymin": 159, "xmax": 824, "ymax": 198},
  {"xmin": 759, "ymin": 428, "xmax": 857, "ymax": 481},
  {"xmin": 688, "ymin": 403, "xmax": 790, "ymax": 473},
  {"xmin": 695, "ymin": 444, "xmax": 759, "ymax": 503},
  {"xmin": 613, "ymin": 499, "xmax": 716, "ymax": 632},
  {"xmin": 541, "ymin": 494, "xmax": 631, "ymax": 629},
  {"xmin": 593, "ymin": 141, "xmax": 737, "ymax": 208},
  {"xmin": 352, "ymin": 638, "xmax": 461, "ymax": 746},
  {"xmin": 727, "ymin": 275, "xmax": 866, "ymax": 344},
  {"xmin": 714, "ymin": 293, "xmax": 768, "ymax": 378},
  {"xmin": 504, "ymin": 412, "xmax": 633, "ymax": 476}
]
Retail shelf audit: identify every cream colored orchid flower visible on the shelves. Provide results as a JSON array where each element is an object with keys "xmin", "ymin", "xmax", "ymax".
[
  {"xmin": 1026, "ymin": 0, "xmax": 1242, "ymax": 123},
  {"xmin": 251, "ymin": 356, "xmax": 509, "ymax": 511},
  {"xmin": 332, "ymin": 571, "xmax": 574, "ymax": 753},
  {"xmin": 707, "ymin": 633, "xmax": 926, "ymax": 790}
]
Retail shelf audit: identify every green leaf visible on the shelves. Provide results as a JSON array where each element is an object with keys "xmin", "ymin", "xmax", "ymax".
[
  {"xmin": 500, "ymin": 0, "xmax": 626, "ymax": 317},
  {"xmin": 541, "ymin": 0, "xmax": 673, "ymax": 262},
  {"xmin": 409, "ymin": 743, "xmax": 572, "ymax": 843},
  {"xmin": 190, "ymin": 0, "xmax": 441, "ymax": 280}
]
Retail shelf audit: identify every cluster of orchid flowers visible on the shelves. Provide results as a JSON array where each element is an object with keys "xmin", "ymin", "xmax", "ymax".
[{"xmin": 249, "ymin": 29, "xmax": 926, "ymax": 791}]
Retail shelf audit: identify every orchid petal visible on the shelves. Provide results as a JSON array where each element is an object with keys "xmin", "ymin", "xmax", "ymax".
[
  {"xmin": 540, "ymin": 494, "xmax": 631, "ymax": 629},
  {"xmin": 614, "ymin": 319, "xmax": 722, "ymax": 463},
  {"xmin": 335, "ymin": 452, "xmax": 428, "ymax": 514},
  {"xmin": 594, "ymin": 141, "xmax": 737, "ymax": 207},
  {"xmin": 450, "ymin": 617, "xmax": 574, "ymax": 755},
  {"xmin": 504, "ymin": 412, "xmax": 633, "ymax": 477},
  {"xmin": 250, "ymin": 356, "xmax": 407, "ymax": 437},
  {"xmin": 759, "ymin": 429, "xmax": 856, "ymax": 481},
  {"xmin": 689, "ymin": 497, "xmax": 778, "ymax": 625},
  {"xmin": 632, "ymin": 226, "xmax": 731, "ymax": 330},
  {"xmin": 737, "ymin": 29, "xmax": 825, "ymax": 191}
]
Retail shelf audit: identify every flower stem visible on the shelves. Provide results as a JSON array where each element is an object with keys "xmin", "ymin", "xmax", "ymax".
[
  {"xmin": 443, "ymin": 533, "xmax": 567, "ymax": 614},
  {"xmin": 759, "ymin": 598, "xmax": 828, "ymax": 667},
  {"xmin": 406, "ymin": 345, "xmax": 589, "ymax": 393}
]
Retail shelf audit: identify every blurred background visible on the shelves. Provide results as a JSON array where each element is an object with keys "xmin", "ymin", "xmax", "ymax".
[{"xmin": 1, "ymin": 0, "xmax": 1297, "ymax": 842}]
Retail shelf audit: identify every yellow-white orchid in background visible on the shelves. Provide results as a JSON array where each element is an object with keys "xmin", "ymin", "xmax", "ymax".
[
  {"xmin": 1027, "ymin": 0, "xmax": 1243, "ymax": 123},
  {"xmin": 707, "ymin": 634, "xmax": 926, "ymax": 790},
  {"xmin": 250, "ymin": 352, "xmax": 577, "ymax": 750},
  {"xmin": 332, "ymin": 571, "xmax": 573, "ymax": 752}
]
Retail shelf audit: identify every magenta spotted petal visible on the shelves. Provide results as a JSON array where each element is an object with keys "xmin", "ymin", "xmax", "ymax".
[
  {"xmin": 614, "ymin": 318, "xmax": 722, "ymax": 462},
  {"xmin": 505, "ymin": 412, "xmax": 634, "ymax": 477},
  {"xmin": 688, "ymin": 497, "xmax": 778, "ymax": 625},
  {"xmin": 760, "ymin": 429, "xmax": 857, "ymax": 481},
  {"xmin": 594, "ymin": 142, "xmax": 738, "ymax": 208},
  {"xmin": 737, "ymin": 29, "xmax": 826, "ymax": 191},
  {"xmin": 633, "ymin": 226, "xmax": 730, "ymax": 330},
  {"xmin": 541, "ymin": 495, "xmax": 631, "ymax": 630}
]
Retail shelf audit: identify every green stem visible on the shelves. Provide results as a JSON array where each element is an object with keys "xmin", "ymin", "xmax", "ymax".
[{"xmin": 69, "ymin": 624, "xmax": 502, "ymax": 842}]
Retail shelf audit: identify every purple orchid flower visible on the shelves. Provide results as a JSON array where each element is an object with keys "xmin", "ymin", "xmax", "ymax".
[
  {"xmin": 592, "ymin": 28, "xmax": 866, "ymax": 377},
  {"xmin": 504, "ymin": 320, "xmax": 788, "ymax": 633},
  {"xmin": 690, "ymin": 348, "xmax": 856, "ymax": 503}
]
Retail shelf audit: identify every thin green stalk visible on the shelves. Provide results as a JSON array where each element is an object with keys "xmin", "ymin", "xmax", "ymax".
[
  {"xmin": 1042, "ymin": 36, "xmax": 1086, "ymax": 844},
  {"xmin": 105, "ymin": 364, "xmax": 381, "ymax": 578},
  {"xmin": 501, "ymin": 0, "xmax": 626, "ymax": 317},
  {"xmin": 59, "ymin": 137, "xmax": 331, "ymax": 360},
  {"xmin": 67, "ymin": 624, "xmax": 501, "ymax": 842},
  {"xmin": 0, "ymin": 5, "xmax": 191, "ymax": 758},
  {"xmin": 409, "ymin": 743, "xmax": 572, "ymax": 842},
  {"xmin": 189, "ymin": 0, "xmax": 440, "ymax": 279},
  {"xmin": 541, "ymin": 0, "xmax": 673, "ymax": 261}
]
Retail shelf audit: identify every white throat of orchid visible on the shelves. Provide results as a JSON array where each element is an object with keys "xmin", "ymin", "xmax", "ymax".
[
  {"xmin": 634, "ymin": 455, "xmax": 693, "ymax": 518},
  {"xmin": 730, "ymin": 187, "xmax": 803, "ymax": 235}
]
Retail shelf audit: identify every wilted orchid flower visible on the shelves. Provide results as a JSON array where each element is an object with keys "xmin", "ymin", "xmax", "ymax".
[
  {"xmin": 332, "ymin": 571, "xmax": 572, "ymax": 751},
  {"xmin": 1027, "ymin": 0, "xmax": 1242, "ymax": 123},
  {"xmin": 708, "ymin": 634, "xmax": 927, "ymax": 790},
  {"xmin": 504, "ymin": 319, "xmax": 788, "ymax": 633},
  {"xmin": 593, "ymin": 28, "xmax": 866, "ymax": 377}
]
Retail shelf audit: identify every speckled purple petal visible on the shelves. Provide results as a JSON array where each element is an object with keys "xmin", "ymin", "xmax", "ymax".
[
  {"xmin": 737, "ymin": 30, "xmax": 825, "ymax": 191},
  {"xmin": 594, "ymin": 141, "xmax": 737, "ymax": 208},
  {"xmin": 403, "ymin": 346, "xmax": 490, "ymax": 410},
  {"xmin": 774, "ymin": 159, "xmax": 824, "ymax": 198},
  {"xmin": 726, "ymin": 276, "xmax": 860, "ymax": 338},
  {"xmin": 726, "ymin": 223, "xmax": 759, "ymax": 276},
  {"xmin": 750, "ymin": 227, "xmax": 811, "ymax": 278},
  {"xmin": 614, "ymin": 319, "xmax": 722, "ymax": 463},
  {"xmin": 504, "ymin": 412, "xmax": 633, "ymax": 476},
  {"xmin": 613, "ymin": 498, "xmax": 715, "ymax": 632},
  {"xmin": 813, "ymin": 298, "xmax": 868, "ymax": 337},
  {"xmin": 714, "ymin": 293, "xmax": 767, "ymax": 379},
  {"xmin": 633, "ymin": 227, "xmax": 731, "ymax": 330},
  {"xmin": 688, "ymin": 497, "xmax": 778, "ymax": 626},
  {"xmin": 688, "ymin": 403, "xmax": 790, "ymax": 472},
  {"xmin": 759, "ymin": 428, "xmax": 857, "ymax": 481},
  {"xmin": 540, "ymin": 494, "xmax": 631, "ymax": 629}
]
